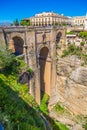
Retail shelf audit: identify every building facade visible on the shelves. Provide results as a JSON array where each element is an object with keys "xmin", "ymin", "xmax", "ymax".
[
  {"xmin": 26, "ymin": 12, "xmax": 71, "ymax": 26},
  {"xmin": 24, "ymin": 12, "xmax": 87, "ymax": 28},
  {"xmin": 84, "ymin": 13, "xmax": 87, "ymax": 30},
  {"xmin": 72, "ymin": 16, "xmax": 85, "ymax": 26}
]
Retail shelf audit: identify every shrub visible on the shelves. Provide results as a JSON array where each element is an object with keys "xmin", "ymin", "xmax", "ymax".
[
  {"xmin": 27, "ymin": 68, "xmax": 34, "ymax": 79},
  {"xmin": 80, "ymin": 42, "xmax": 85, "ymax": 46},
  {"xmin": 79, "ymin": 31, "xmax": 87, "ymax": 39},
  {"xmin": 40, "ymin": 93, "xmax": 49, "ymax": 115},
  {"xmin": 27, "ymin": 68, "xmax": 33, "ymax": 74},
  {"xmin": 62, "ymin": 44, "xmax": 76, "ymax": 57},
  {"xmin": 66, "ymin": 31, "xmax": 75, "ymax": 34},
  {"xmin": 0, "ymin": 45, "xmax": 15, "ymax": 68},
  {"xmin": 54, "ymin": 120, "xmax": 69, "ymax": 130},
  {"xmin": 83, "ymin": 123, "xmax": 87, "ymax": 130},
  {"xmin": 62, "ymin": 44, "xmax": 81, "ymax": 57},
  {"xmin": 54, "ymin": 103, "xmax": 65, "ymax": 114}
]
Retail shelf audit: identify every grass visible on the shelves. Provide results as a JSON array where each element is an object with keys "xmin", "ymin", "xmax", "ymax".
[
  {"xmin": 0, "ymin": 72, "xmax": 70, "ymax": 130},
  {"xmin": 83, "ymin": 123, "xmax": 87, "ymax": 130},
  {"xmin": 0, "ymin": 55, "xmax": 72, "ymax": 130},
  {"xmin": 39, "ymin": 94, "xmax": 70, "ymax": 130},
  {"xmin": 73, "ymin": 115, "xmax": 87, "ymax": 130},
  {"xmin": 0, "ymin": 73, "xmax": 46, "ymax": 130},
  {"xmin": 52, "ymin": 102, "xmax": 87, "ymax": 130},
  {"xmin": 52, "ymin": 102, "xmax": 71, "ymax": 116},
  {"xmin": 45, "ymin": 116, "xmax": 70, "ymax": 130},
  {"xmin": 54, "ymin": 120, "xmax": 70, "ymax": 130},
  {"xmin": 66, "ymin": 31, "xmax": 76, "ymax": 34},
  {"xmin": 40, "ymin": 92, "xmax": 49, "ymax": 115},
  {"xmin": 54, "ymin": 103, "xmax": 65, "ymax": 114}
]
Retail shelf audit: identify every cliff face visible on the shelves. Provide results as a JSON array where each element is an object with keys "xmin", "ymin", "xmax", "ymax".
[{"xmin": 57, "ymin": 55, "xmax": 87, "ymax": 115}]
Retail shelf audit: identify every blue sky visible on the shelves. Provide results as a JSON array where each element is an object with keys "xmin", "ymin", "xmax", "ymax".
[{"xmin": 0, "ymin": 0, "xmax": 87, "ymax": 22}]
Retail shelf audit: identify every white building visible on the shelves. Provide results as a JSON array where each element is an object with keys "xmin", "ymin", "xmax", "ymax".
[
  {"xmin": 84, "ymin": 13, "xmax": 87, "ymax": 30},
  {"xmin": 25, "ymin": 12, "xmax": 71, "ymax": 26},
  {"xmin": 72, "ymin": 13, "xmax": 87, "ymax": 27},
  {"xmin": 23, "ymin": 12, "xmax": 87, "ymax": 27}
]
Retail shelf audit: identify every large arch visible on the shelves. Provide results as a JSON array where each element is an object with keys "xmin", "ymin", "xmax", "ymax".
[
  {"xmin": 9, "ymin": 36, "xmax": 24, "ymax": 56},
  {"xmin": 39, "ymin": 47, "xmax": 51, "ymax": 96}
]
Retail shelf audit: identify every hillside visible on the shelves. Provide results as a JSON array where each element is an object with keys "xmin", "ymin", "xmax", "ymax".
[
  {"xmin": 0, "ymin": 46, "xmax": 71, "ymax": 130},
  {"xmin": 0, "ymin": 73, "xmax": 46, "ymax": 130}
]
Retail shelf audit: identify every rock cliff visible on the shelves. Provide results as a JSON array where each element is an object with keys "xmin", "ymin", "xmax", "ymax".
[{"xmin": 57, "ymin": 55, "xmax": 87, "ymax": 115}]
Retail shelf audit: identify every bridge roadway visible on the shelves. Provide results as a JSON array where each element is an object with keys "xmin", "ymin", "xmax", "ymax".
[{"xmin": 0, "ymin": 25, "xmax": 66, "ymax": 32}]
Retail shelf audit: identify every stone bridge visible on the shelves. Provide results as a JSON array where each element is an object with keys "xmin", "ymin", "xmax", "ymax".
[{"xmin": 0, "ymin": 26, "xmax": 66, "ymax": 107}]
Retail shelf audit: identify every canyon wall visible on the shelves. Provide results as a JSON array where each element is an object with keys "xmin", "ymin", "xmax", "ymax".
[{"xmin": 57, "ymin": 55, "xmax": 87, "ymax": 115}]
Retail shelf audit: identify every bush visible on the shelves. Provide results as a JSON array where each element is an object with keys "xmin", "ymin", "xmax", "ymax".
[
  {"xmin": 79, "ymin": 31, "xmax": 87, "ymax": 39},
  {"xmin": 27, "ymin": 68, "xmax": 33, "ymax": 74},
  {"xmin": 40, "ymin": 93, "xmax": 49, "ymax": 115},
  {"xmin": 46, "ymin": 117, "xmax": 70, "ymax": 130},
  {"xmin": 0, "ymin": 45, "xmax": 15, "ymax": 68},
  {"xmin": 54, "ymin": 103, "xmax": 65, "ymax": 114},
  {"xmin": 27, "ymin": 68, "xmax": 34, "ymax": 79},
  {"xmin": 62, "ymin": 44, "xmax": 81, "ymax": 57},
  {"xmin": 54, "ymin": 120, "xmax": 69, "ymax": 130},
  {"xmin": 62, "ymin": 44, "xmax": 76, "ymax": 57},
  {"xmin": 66, "ymin": 31, "xmax": 75, "ymax": 34},
  {"xmin": 83, "ymin": 124, "xmax": 87, "ymax": 130},
  {"xmin": 80, "ymin": 42, "xmax": 85, "ymax": 46},
  {"xmin": 61, "ymin": 44, "xmax": 87, "ymax": 65}
]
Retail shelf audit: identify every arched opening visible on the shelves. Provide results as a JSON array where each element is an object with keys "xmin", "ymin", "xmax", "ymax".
[
  {"xmin": 39, "ymin": 47, "xmax": 51, "ymax": 96},
  {"xmin": 56, "ymin": 32, "xmax": 62, "ymax": 43},
  {"xmin": 12, "ymin": 36, "xmax": 24, "ymax": 56}
]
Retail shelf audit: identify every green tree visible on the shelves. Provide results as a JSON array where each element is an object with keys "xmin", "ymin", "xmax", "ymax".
[
  {"xmin": 13, "ymin": 19, "xmax": 19, "ymax": 26},
  {"xmin": 20, "ymin": 19, "xmax": 31, "ymax": 26},
  {"xmin": 0, "ymin": 45, "xmax": 15, "ymax": 68}
]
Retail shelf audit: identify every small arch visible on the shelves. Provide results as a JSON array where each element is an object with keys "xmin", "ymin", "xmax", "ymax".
[
  {"xmin": 56, "ymin": 32, "xmax": 62, "ymax": 43},
  {"xmin": 12, "ymin": 36, "xmax": 24, "ymax": 56}
]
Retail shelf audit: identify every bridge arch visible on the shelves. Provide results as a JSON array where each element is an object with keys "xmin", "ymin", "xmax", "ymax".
[
  {"xmin": 9, "ymin": 36, "xmax": 24, "ymax": 56},
  {"xmin": 39, "ymin": 46, "xmax": 51, "ymax": 95},
  {"xmin": 56, "ymin": 31, "xmax": 62, "ymax": 43}
]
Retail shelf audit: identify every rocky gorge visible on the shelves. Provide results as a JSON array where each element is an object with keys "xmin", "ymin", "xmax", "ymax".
[
  {"xmin": 56, "ymin": 54, "xmax": 87, "ymax": 115},
  {"xmin": 51, "ymin": 54, "xmax": 87, "ymax": 130}
]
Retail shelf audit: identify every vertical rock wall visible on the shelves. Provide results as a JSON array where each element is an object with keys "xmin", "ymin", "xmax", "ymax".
[{"xmin": 57, "ymin": 55, "xmax": 87, "ymax": 115}]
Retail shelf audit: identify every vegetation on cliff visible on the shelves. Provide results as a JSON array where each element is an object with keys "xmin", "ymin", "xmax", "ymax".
[
  {"xmin": 0, "ymin": 45, "xmax": 70, "ymax": 130},
  {"xmin": 56, "ymin": 42, "xmax": 87, "ymax": 129},
  {"xmin": 0, "ymin": 73, "xmax": 46, "ymax": 130},
  {"xmin": 62, "ymin": 44, "xmax": 87, "ymax": 65},
  {"xmin": 66, "ymin": 31, "xmax": 76, "ymax": 34},
  {"xmin": 79, "ymin": 31, "xmax": 87, "ymax": 40},
  {"xmin": 0, "ymin": 46, "xmax": 46, "ymax": 130}
]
